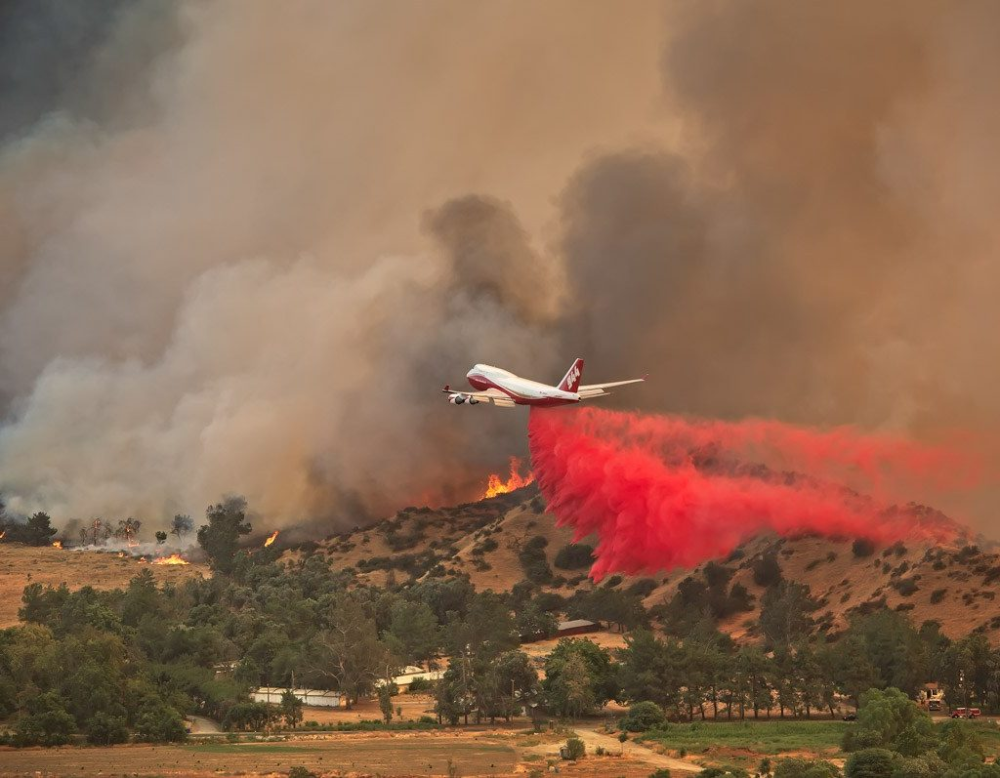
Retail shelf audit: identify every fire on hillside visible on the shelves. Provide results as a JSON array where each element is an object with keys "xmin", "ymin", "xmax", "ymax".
[
  {"xmin": 153, "ymin": 553, "xmax": 190, "ymax": 566},
  {"xmin": 264, "ymin": 530, "xmax": 279, "ymax": 547},
  {"xmin": 482, "ymin": 456, "xmax": 534, "ymax": 499}
]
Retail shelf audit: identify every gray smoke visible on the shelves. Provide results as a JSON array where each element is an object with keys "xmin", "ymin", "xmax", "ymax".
[{"xmin": 0, "ymin": 0, "xmax": 997, "ymax": 529}]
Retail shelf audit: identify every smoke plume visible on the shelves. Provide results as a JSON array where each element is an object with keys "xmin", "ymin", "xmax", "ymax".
[
  {"xmin": 529, "ymin": 407, "xmax": 969, "ymax": 579},
  {"xmin": 0, "ymin": 1, "xmax": 997, "ymax": 531}
]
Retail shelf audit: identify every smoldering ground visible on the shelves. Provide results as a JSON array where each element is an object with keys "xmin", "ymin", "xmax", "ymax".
[{"xmin": 0, "ymin": 1, "xmax": 997, "ymax": 531}]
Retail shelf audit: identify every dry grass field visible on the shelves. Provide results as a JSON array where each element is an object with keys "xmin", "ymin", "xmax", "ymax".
[
  {"xmin": 0, "ymin": 543, "xmax": 208, "ymax": 627},
  {"xmin": 0, "ymin": 731, "xmax": 519, "ymax": 777}
]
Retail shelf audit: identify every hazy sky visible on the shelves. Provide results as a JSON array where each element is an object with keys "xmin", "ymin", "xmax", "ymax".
[{"xmin": 0, "ymin": 1, "xmax": 996, "ymax": 531}]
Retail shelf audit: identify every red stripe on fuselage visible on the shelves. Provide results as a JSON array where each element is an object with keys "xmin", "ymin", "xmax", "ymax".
[{"xmin": 466, "ymin": 373, "xmax": 578, "ymax": 407}]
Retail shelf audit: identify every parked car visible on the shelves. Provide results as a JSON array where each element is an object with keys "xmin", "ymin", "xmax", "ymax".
[{"xmin": 843, "ymin": 712, "xmax": 858, "ymax": 721}]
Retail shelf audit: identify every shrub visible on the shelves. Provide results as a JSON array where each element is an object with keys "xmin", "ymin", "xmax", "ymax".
[
  {"xmin": 12, "ymin": 692, "xmax": 76, "ymax": 746},
  {"xmin": 85, "ymin": 713, "xmax": 129, "ymax": 745},
  {"xmin": 565, "ymin": 737, "xmax": 585, "ymax": 759},
  {"xmin": 752, "ymin": 553, "xmax": 783, "ymax": 587},
  {"xmin": 930, "ymin": 589, "xmax": 947, "ymax": 604},
  {"xmin": 844, "ymin": 748, "xmax": 896, "ymax": 778},
  {"xmin": 626, "ymin": 578, "xmax": 659, "ymax": 598},
  {"xmin": 892, "ymin": 578, "xmax": 919, "ymax": 597},
  {"xmin": 288, "ymin": 768, "xmax": 316, "ymax": 778},
  {"xmin": 621, "ymin": 701, "xmax": 666, "ymax": 732},
  {"xmin": 852, "ymin": 539, "xmax": 876, "ymax": 558},
  {"xmin": 554, "ymin": 543, "xmax": 595, "ymax": 570},
  {"xmin": 650, "ymin": 770, "xmax": 672, "ymax": 778},
  {"xmin": 407, "ymin": 676, "xmax": 435, "ymax": 693},
  {"xmin": 519, "ymin": 536, "xmax": 553, "ymax": 584},
  {"xmin": 136, "ymin": 700, "xmax": 188, "ymax": 742},
  {"xmin": 773, "ymin": 758, "xmax": 841, "ymax": 778},
  {"xmin": 473, "ymin": 537, "xmax": 499, "ymax": 556}
]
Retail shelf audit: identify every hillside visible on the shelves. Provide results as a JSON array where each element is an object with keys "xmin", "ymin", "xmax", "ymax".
[
  {"xmin": 298, "ymin": 487, "xmax": 1000, "ymax": 644},
  {"xmin": 3, "ymin": 488, "xmax": 994, "ymax": 644},
  {"xmin": 0, "ymin": 543, "xmax": 209, "ymax": 628}
]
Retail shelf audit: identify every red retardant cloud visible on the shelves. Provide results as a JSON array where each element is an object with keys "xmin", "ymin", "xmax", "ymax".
[{"xmin": 528, "ymin": 407, "xmax": 973, "ymax": 580}]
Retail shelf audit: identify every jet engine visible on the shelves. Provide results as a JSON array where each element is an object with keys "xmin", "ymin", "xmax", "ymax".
[{"xmin": 449, "ymin": 394, "xmax": 466, "ymax": 405}]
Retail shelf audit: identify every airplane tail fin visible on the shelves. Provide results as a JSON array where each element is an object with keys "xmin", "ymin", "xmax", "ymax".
[{"xmin": 558, "ymin": 358, "xmax": 584, "ymax": 393}]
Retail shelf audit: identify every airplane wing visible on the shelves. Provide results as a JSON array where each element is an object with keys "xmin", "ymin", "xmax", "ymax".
[
  {"xmin": 577, "ymin": 376, "xmax": 647, "ymax": 400},
  {"xmin": 442, "ymin": 386, "xmax": 517, "ymax": 407}
]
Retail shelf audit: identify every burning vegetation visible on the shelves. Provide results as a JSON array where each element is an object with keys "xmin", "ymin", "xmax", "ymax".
[
  {"xmin": 482, "ymin": 456, "xmax": 534, "ymax": 499},
  {"xmin": 153, "ymin": 553, "xmax": 189, "ymax": 566},
  {"xmin": 263, "ymin": 530, "xmax": 279, "ymax": 547}
]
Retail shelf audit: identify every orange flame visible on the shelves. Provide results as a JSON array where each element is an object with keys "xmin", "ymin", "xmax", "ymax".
[
  {"xmin": 0, "ymin": 531, "xmax": 6, "ymax": 541},
  {"xmin": 153, "ymin": 553, "xmax": 189, "ymax": 566},
  {"xmin": 52, "ymin": 540, "xmax": 63, "ymax": 549},
  {"xmin": 264, "ymin": 530, "xmax": 279, "ymax": 547},
  {"xmin": 482, "ymin": 456, "xmax": 535, "ymax": 499}
]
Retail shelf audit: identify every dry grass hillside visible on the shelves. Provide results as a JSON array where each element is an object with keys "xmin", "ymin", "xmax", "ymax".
[
  {"xmin": 3, "ymin": 488, "xmax": 995, "ymax": 645},
  {"xmin": 0, "ymin": 543, "xmax": 209, "ymax": 628},
  {"xmin": 297, "ymin": 487, "xmax": 1000, "ymax": 644}
]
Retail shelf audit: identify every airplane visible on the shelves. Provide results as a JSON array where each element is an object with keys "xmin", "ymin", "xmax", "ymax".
[{"xmin": 443, "ymin": 358, "xmax": 645, "ymax": 408}]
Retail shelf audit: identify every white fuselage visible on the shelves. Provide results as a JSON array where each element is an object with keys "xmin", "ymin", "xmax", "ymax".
[{"xmin": 465, "ymin": 364, "xmax": 579, "ymax": 406}]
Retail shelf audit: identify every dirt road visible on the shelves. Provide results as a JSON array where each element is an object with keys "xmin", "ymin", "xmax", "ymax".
[
  {"xmin": 525, "ymin": 726, "xmax": 701, "ymax": 773},
  {"xmin": 187, "ymin": 714, "xmax": 223, "ymax": 734}
]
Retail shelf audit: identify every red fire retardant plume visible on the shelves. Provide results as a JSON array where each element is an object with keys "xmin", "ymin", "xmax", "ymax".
[{"xmin": 528, "ymin": 407, "xmax": 974, "ymax": 580}]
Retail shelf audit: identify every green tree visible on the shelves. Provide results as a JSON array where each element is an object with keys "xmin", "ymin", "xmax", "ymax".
[
  {"xmin": 12, "ymin": 692, "xmax": 76, "ymax": 746},
  {"xmin": 280, "ymin": 690, "xmax": 303, "ymax": 729},
  {"xmin": 135, "ymin": 699, "xmax": 187, "ymax": 742},
  {"xmin": 516, "ymin": 600, "xmax": 558, "ymax": 640},
  {"xmin": 434, "ymin": 666, "xmax": 468, "ymax": 725},
  {"xmin": 545, "ymin": 638, "xmax": 618, "ymax": 710},
  {"xmin": 385, "ymin": 600, "xmax": 441, "ymax": 663},
  {"xmin": 4, "ymin": 512, "xmax": 59, "ymax": 546},
  {"xmin": 378, "ymin": 684, "xmax": 394, "ymax": 723},
  {"xmin": 170, "ymin": 514, "xmax": 194, "ymax": 540},
  {"xmin": 549, "ymin": 652, "xmax": 595, "ymax": 718},
  {"xmin": 759, "ymin": 582, "xmax": 816, "ymax": 647},
  {"xmin": 843, "ymin": 688, "xmax": 934, "ymax": 756},
  {"xmin": 310, "ymin": 594, "xmax": 396, "ymax": 707},
  {"xmin": 621, "ymin": 700, "xmax": 666, "ymax": 732},
  {"xmin": 618, "ymin": 630, "xmax": 683, "ymax": 715},
  {"xmin": 446, "ymin": 591, "xmax": 519, "ymax": 660},
  {"xmin": 832, "ymin": 635, "xmax": 880, "ymax": 709},
  {"xmin": 196, "ymin": 497, "xmax": 252, "ymax": 574},
  {"xmin": 480, "ymin": 650, "xmax": 537, "ymax": 723},
  {"xmin": 85, "ymin": 712, "xmax": 129, "ymax": 745},
  {"xmin": 848, "ymin": 611, "xmax": 928, "ymax": 697}
]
